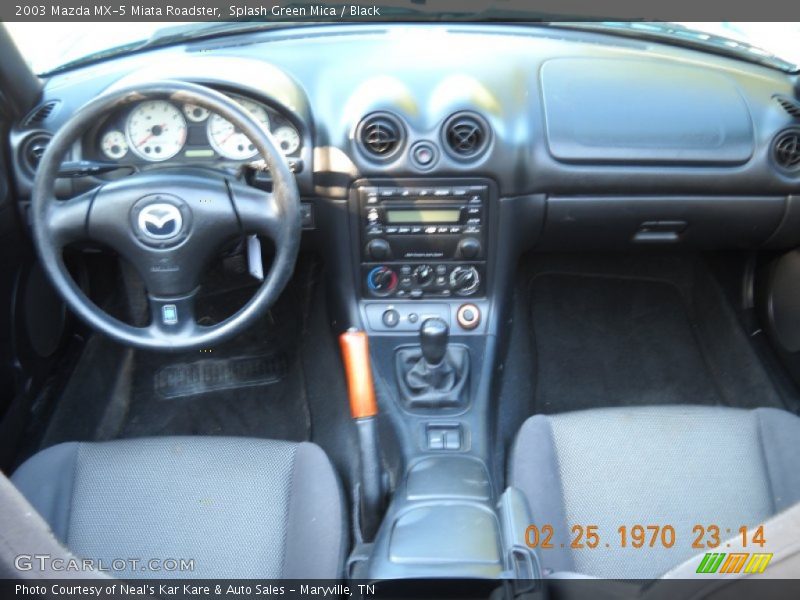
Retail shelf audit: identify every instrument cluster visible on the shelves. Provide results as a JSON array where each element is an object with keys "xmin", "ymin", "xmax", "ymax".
[{"xmin": 90, "ymin": 93, "xmax": 302, "ymax": 165}]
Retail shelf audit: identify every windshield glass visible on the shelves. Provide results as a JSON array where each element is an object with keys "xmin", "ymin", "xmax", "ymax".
[{"xmin": 6, "ymin": 20, "xmax": 800, "ymax": 75}]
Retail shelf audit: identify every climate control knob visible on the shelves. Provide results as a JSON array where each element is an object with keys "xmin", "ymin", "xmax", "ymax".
[
  {"xmin": 412, "ymin": 264, "xmax": 435, "ymax": 287},
  {"xmin": 367, "ymin": 266, "xmax": 398, "ymax": 296},
  {"xmin": 449, "ymin": 266, "xmax": 480, "ymax": 296}
]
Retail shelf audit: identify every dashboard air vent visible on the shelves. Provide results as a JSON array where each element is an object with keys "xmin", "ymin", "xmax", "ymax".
[
  {"xmin": 21, "ymin": 133, "xmax": 52, "ymax": 174},
  {"xmin": 775, "ymin": 96, "xmax": 800, "ymax": 119},
  {"xmin": 357, "ymin": 113, "xmax": 404, "ymax": 160},
  {"xmin": 773, "ymin": 130, "xmax": 800, "ymax": 172},
  {"xmin": 358, "ymin": 113, "xmax": 405, "ymax": 160},
  {"xmin": 443, "ymin": 113, "xmax": 490, "ymax": 159},
  {"xmin": 23, "ymin": 101, "xmax": 60, "ymax": 126}
]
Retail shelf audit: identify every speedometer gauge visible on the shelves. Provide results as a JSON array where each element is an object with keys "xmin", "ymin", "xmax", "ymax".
[
  {"xmin": 207, "ymin": 98, "xmax": 270, "ymax": 160},
  {"xmin": 101, "ymin": 130, "xmax": 128, "ymax": 160},
  {"xmin": 273, "ymin": 126, "xmax": 301, "ymax": 155},
  {"xmin": 126, "ymin": 101, "xmax": 187, "ymax": 161}
]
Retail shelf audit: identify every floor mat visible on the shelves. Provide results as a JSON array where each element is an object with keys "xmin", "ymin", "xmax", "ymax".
[
  {"xmin": 154, "ymin": 354, "xmax": 288, "ymax": 400},
  {"xmin": 117, "ymin": 274, "xmax": 312, "ymax": 441},
  {"xmin": 530, "ymin": 273, "xmax": 723, "ymax": 413}
]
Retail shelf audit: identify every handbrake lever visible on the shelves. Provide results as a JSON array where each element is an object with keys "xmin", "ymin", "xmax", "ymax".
[{"xmin": 339, "ymin": 328, "xmax": 384, "ymax": 542}]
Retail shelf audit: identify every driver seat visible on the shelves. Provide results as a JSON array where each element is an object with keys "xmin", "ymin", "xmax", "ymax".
[{"xmin": 7, "ymin": 437, "xmax": 347, "ymax": 579}]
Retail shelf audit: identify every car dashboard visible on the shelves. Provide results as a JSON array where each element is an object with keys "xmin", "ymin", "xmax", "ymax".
[{"xmin": 5, "ymin": 22, "xmax": 800, "ymax": 584}]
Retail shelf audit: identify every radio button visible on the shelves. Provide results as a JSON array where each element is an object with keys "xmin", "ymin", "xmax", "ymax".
[
  {"xmin": 437, "ymin": 227, "xmax": 449, "ymax": 234},
  {"xmin": 425, "ymin": 226, "xmax": 437, "ymax": 234},
  {"xmin": 433, "ymin": 189, "xmax": 450, "ymax": 196},
  {"xmin": 452, "ymin": 188, "xmax": 468, "ymax": 197},
  {"xmin": 457, "ymin": 238, "xmax": 482, "ymax": 260},
  {"xmin": 380, "ymin": 189, "xmax": 396, "ymax": 197},
  {"xmin": 411, "ymin": 226, "xmax": 423, "ymax": 234},
  {"xmin": 449, "ymin": 226, "xmax": 462, "ymax": 234},
  {"xmin": 366, "ymin": 195, "xmax": 378, "ymax": 205},
  {"xmin": 366, "ymin": 239, "xmax": 392, "ymax": 260},
  {"xmin": 398, "ymin": 227, "xmax": 412, "ymax": 234},
  {"xmin": 386, "ymin": 227, "xmax": 399, "ymax": 234},
  {"xmin": 469, "ymin": 195, "xmax": 482, "ymax": 205},
  {"xmin": 367, "ymin": 209, "xmax": 379, "ymax": 222}
]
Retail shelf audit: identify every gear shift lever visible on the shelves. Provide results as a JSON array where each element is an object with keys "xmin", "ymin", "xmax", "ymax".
[
  {"xmin": 420, "ymin": 318, "xmax": 449, "ymax": 366},
  {"xmin": 396, "ymin": 318, "xmax": 470, "ymax": 408}
]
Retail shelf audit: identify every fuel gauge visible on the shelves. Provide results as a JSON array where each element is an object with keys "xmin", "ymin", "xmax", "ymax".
[{"xmin": 273, "ymin": 125, "xmax": 300, "ymax": 155}]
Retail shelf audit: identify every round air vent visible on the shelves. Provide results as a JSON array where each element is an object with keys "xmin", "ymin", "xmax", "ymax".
[
  {"xmin": 773, "ymin": 130, "xmax": 800, "ymax": 172},
  {"xmin": 442, "ymin": 112, "xmax": 490, "ymax": 160},
  {"xmin": 357, "ymin": 113, "xmax": 405, "ymax": 160},
  {"xmin": 20, "ymin": 133, "xmax": 52, "ymax": 175}
]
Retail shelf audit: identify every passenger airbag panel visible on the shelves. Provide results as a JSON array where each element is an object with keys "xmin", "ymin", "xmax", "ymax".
[{"xmin": 540, "ymin": 58, "xmax": 755, "ymax": 165}]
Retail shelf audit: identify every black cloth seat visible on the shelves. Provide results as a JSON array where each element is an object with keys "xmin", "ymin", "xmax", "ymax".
[
  {"xmin": 11, "ymin": 437, "xmax": 347, "ymax": 579},
  {"xmin": 509, "ymin": 406, "xmax": 800, "ymax": 579}
]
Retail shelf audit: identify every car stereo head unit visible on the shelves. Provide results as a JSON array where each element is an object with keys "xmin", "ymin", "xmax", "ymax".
[{"xmin": 359, "ymin": 185, "xmax": 486, "ymax": 262}]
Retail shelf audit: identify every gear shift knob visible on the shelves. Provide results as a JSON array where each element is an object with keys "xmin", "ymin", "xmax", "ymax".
[{"xmin": 420, "ymin": 318, "xmax": 449, "ymax": 366}]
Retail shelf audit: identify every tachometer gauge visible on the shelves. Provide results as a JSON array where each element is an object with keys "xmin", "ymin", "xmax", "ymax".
[
  {"xmin": 101, "ymin": 130, "xmax": 128, "ymax": 160},
  {"xmin": 183, "ymin": 103, "xmax": 210, "ymax": 122},
  {"xmin": 126, "ymin": 100, "xmax": 187, "ymax": 161},
  {"xmin": 207, "ymin": 98, "xmax": 270, "ymax": 160},
  {"xmin": 273, "ymin": 125, "xmax": 301, "ymax": 155}
]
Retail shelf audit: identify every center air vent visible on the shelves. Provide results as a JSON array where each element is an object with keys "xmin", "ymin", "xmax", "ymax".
[
  {"xmin": 442, "ymin": 112, "xmax": 490, "ymax": 159},
  {"xmin": 773, "ymin": 130, "xmax": 800, "ymax": 172},
  {"xmin": 21, "ymin": 133, "xmax": 52, "ymax": 174},
  {"xmin": 357, "ymin": 113, "xmax": 405, "ymax": 160}
]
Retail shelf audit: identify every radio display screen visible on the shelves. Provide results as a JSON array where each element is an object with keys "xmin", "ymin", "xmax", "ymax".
[{"xmin": 386, "ymin": 209, "xmax": 461, "ymax": 224}]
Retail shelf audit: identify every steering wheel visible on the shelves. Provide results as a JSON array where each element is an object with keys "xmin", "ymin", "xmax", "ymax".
[{"xmin": 31, "ymin": 81, "xmax": 301, "ymax": 351}]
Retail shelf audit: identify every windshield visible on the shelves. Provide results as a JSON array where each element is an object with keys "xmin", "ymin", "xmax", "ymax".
[{"xmin": 6, "ymin": 20, "xmax": 800, "ymax": 75}]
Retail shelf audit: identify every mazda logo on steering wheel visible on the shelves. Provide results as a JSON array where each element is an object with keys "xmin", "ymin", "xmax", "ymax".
[{"xmin": 137, "ymin": 203, "xmax": 183, "ymax": 240}]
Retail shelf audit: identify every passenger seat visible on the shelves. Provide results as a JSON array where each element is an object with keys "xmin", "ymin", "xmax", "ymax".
[{"xmin": 509, "ymin": 406, "xmax": 800, "ymax": 578}]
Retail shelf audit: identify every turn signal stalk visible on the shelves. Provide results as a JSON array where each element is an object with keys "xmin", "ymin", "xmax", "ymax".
[{"xmin": 339, "ymin": 329, "xmax": 384, "ymax": 542}]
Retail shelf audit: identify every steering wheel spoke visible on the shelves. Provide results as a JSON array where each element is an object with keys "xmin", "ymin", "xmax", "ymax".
[
  {"xmin": 45, "ymin": 188, "xmax": 95, "ymax": 247},
  {"xmin": 228, "ymin": 181, "xmax": 288, "ymax": 243}
]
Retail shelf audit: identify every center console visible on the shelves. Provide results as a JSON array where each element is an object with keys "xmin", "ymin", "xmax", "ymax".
[
  {"xmin": 355, "ymin": 180, "xmax": 491, "ymax": 335},
  {"xmin": 343, "ymin": 179, "xmax": 541, "ymax": 582},
  {"xmin": 359, "ymin": 182, "xmax": 487, "ymax": 300}
]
